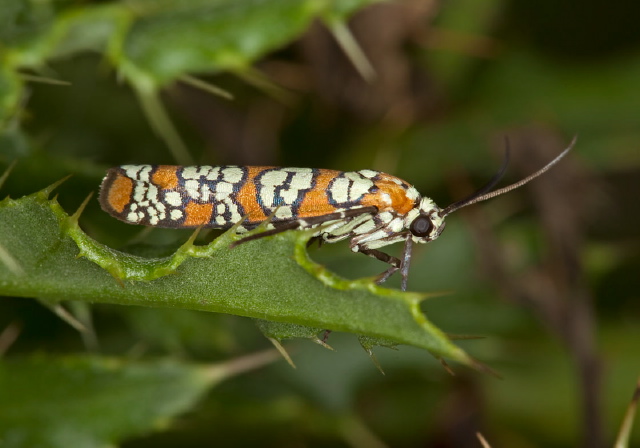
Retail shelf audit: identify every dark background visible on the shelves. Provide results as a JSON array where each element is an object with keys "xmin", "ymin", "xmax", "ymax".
[{"xmin": 1, "ymin": 0, "xmax": 639, "ymax": 446}]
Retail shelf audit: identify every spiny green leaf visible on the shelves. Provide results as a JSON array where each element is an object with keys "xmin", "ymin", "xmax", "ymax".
[{"xmin": 0, "ymin": 185, "xmax": 474, "ymax": 367}]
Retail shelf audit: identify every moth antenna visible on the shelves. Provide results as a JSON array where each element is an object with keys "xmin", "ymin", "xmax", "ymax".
[
  {"xmin": 442, "ymin": 138, "xmax": 511, "ymax": 217},
  {"xmin": 441, "ymin": 136, "xmax": 576, "ymax": 217}
]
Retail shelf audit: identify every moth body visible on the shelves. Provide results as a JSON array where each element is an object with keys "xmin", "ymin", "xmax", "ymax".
[{"xmin": 99, "ymin": 165, "xmax": 445, "ymax": 256}]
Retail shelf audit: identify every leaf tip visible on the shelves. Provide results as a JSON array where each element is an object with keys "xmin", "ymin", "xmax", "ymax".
[
  {"xmin": 42, "ymin": 174, "xmax": 73, "ymax": 198},
  {"xmin": 312, "ymin": 336, "xmax": 335, "ymax": 352},
  {"xmin": 178, "ymin": 226, "xmax": 202, "ymax": 254},
  {"xmin": 208, "ymin": 348, "xmax": 283, "ymax": 382},
  {"xmin": 364, "ymin": 347, "xmax": 386, "ymax": 375},
  {"xmin": 438, "ymin": 357, "xmax": 456, "ymax": 376},
  {"xmin": 415, "ymin": 290, "xmax": 454, "ymax": 304},
  {"xmin": 469, "ymin": 356, "xmax": 502, "ymax": 379},
  {"xmin": 103, "ymin": 266, "xmax": 127, "ymax": 287},
  {"xmin": 267, "ymin": 338, "xmax": 297, "ymax": 369},
  {"xmin": 70, "ymin": 192, "xmax": 94, "ymax": 223},
  {"xmin": 46, "ymin": 303, "xmax": 89, "ymax": 333}
]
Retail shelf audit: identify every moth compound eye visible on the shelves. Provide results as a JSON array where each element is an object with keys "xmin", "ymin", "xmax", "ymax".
[{"xmin": 410, "ymin": 215, "xmax": 433, "ymax": 237}]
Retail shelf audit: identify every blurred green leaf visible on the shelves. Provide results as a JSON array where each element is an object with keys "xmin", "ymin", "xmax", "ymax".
[
  {"xmin": 0, "ymin": 0, "xmax": 380, "ymax": 121},
  {"xmin": 0, "ymin": 353, "xmax": 274, "ymax": 448},
  {"xmin": 119, "ymin": 0, "xmax": 320, "ymax": 84},
  {"xmin": 1, "ymin": 0, "xmax": 381, "ymax": 164}
]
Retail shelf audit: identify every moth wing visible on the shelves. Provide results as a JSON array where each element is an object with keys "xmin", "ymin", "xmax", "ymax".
[{"xmin": 99, "ymin": 166, "xmax": 242, "ymax": 229}]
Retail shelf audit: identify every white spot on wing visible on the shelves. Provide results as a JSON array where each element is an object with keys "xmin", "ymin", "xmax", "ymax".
[
  {"xmin": 346, "ymin": 173, "xmax": 374, "ymax": 200},
  {"xmin": 222, "ymin": 167, "xmax": 243, "ymax": 183},
  {"xmin": 171, "ymin": 209, "xmax": 183, "ymax": 220},
  {"xmin": 390, "ymin": 217, "xmax": 403, "ymax": 232},
  {"xmin": 228, "ymin": 203, "xmax": 241, "ymax": 222},
  {"xmin": 199, "ymin": 184, "xmax": 211, "ymax": 202},
  {"xmin": 259, "ymin": 170, "xmax": 288, "ymax": 206},
  {"xmin": 138, "ymin": 166, "xmax": 152, "ymax": 182},
  {"xmin": 275, "ymin": 206, "xmax": 293, "ymax": 219},
  {"xmin": 261, "ymin": 170, "xmax": 288, "ymax": 185},
  {"xmin": 284, "ymin": 167, "xmax": 313, "ymax": 173},
  {"xmin": 330, "ymin": 177, "xmax": 350, "ymax": 203},
  {"xmin": 279, "ymin": 172, "xmax": 312, "ymax": 203},
  {"xmin": 182, "ymin": 167, "xmax": 202, "ymax": 180},
  {"xmin": 216, "ymin": 181, "xmax": 233, "ymax": 194},
  {"xmin": 205, "ymin": 167, "xmax": 220, "ymax": 181},
  {"xmin": 147, "ymin": 184, "xmax": 158, "ymax": 199},
  {"xmin": 184, "ymin": 179, "xmax": 201, "ymax": 199},
  {"xmin": 378, "ymin": 211, "xmax": 393, "ymax": 223},
  {"xmin": 291, "ymin": 172, "xmax": 313, "ymax": 187},
  {"xmin": 165, "ymin": 191, "xmax": 182, "ymax": 207},
  {"xmin": 122, "ymin": 165, "xmax": 144, "ymax": 179},
  {"xmin": 358, "ymin": 169, "xmax": 378, "ymax": 178},
  {"xmin": 133, "ymin": 184, "xmax": 145, "ymax": 203}
]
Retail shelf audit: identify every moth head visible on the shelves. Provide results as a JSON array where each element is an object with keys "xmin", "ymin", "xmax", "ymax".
[{"xmin": 407, "ymin": 198, "xmax": 445, "ymax": 243}]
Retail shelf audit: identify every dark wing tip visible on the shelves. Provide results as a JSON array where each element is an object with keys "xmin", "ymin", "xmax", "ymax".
[{"xmin": 98, "ymin": 167, "xmax": 131, "ymax": 217}]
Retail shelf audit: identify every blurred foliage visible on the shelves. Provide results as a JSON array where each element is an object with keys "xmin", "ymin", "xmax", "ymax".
[
  {"xmin": 1, "ymin": 0, "xmax": 640, "ymax": 447},
  {"xmin": 0, "ymin": 355, "xmax": 218, "ymax": 447}
]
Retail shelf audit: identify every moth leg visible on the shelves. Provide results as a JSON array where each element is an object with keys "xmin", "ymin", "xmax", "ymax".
[
  {"xmin": 359, "ymin": 236, "xmax": 413, "ymax": 291},
  {"xmin": 399, "ymin": 237, "xmax": 413, "ymax": 292},
  {"xmin": 358, "ymin": 247, "xmax": 401, "ymax": 284},
  {"xmin": 376, "ymin": 265, "xmax": 399, "ymax": 286},
  {"xmin": 306, "ymin": 236, "xmax": 324, "ymax": 249},
  {"xmin": 321, "ymin": 329, "xmax": 332, "ymax": 343}
]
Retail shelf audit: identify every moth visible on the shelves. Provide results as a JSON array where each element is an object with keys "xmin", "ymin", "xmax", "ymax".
[{"xmin": 100, "ymin": 140, "xmax": 574, "ymax": 290}]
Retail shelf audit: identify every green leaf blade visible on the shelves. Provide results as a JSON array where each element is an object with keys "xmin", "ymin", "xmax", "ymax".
[
  {"xmin": 0, "ymin": 187, "xmax": 471, "ymax": 366},
  {"xmin": 0, "ymin": 355, "xmax": 215, "ymax": 448}
]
